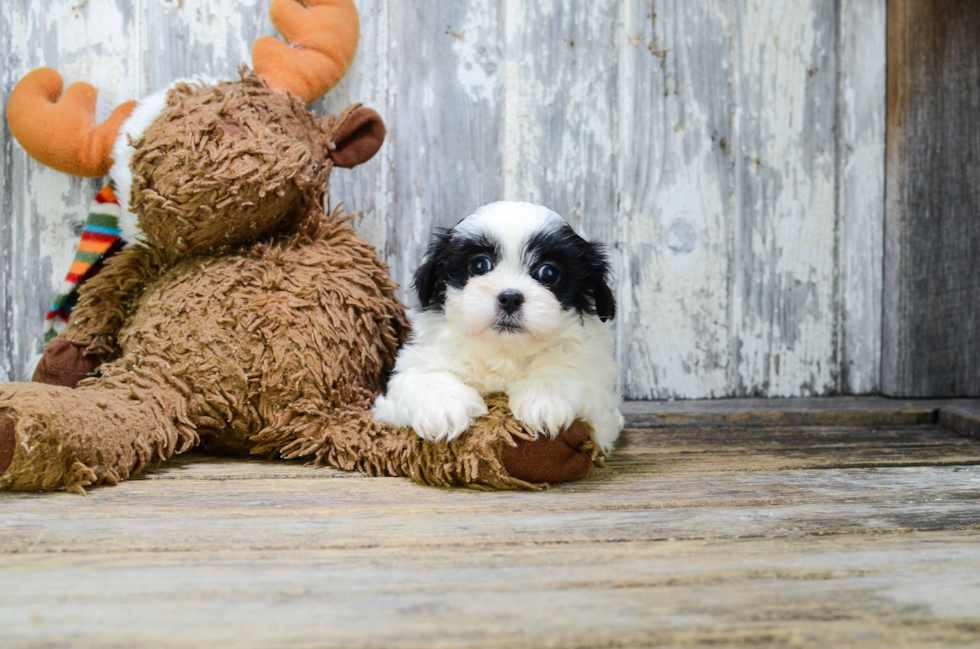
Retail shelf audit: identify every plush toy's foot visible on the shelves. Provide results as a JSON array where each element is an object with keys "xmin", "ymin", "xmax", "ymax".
[
  {"xmin": 500, "ymin": 420, "xmax": 595, "ymax": 484},
  {"xmin": 32, "ymin": 338, "xmax": 102, "ymax": 388},
  {"xmin": 0, "ymin": 411, "xmax": 14, "ymax": 477},
  {"xmin": 0, "ymin": 371, "xmax": 198, "ymax": 492}
]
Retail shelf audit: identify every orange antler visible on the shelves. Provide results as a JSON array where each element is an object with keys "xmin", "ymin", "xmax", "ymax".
[
  {"xmin": 5, "ymin": 68, "xmax": 136, "ymax": 178},
  {"xmin": 253, "ymin": 0, "xmax": 360, "ymax": 105}
]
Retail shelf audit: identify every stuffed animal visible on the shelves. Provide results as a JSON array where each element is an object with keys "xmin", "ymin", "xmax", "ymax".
[{"xmin": 0, "ymin": 0, "xmax": 601, "ymax": 493}]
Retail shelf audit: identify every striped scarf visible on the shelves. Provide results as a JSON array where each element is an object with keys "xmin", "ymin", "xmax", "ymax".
[{"xmin": 44, "ymin": 184, "xmax": 128, "ymax": 343}]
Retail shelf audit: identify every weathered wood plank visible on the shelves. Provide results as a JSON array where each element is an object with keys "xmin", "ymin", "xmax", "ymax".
[
  {"xmin": 142, "ymin": 0, "xmax": 270, "ymax": 94},
  {"xmin": 72, "ymin": 418, "xmax": 980, "ymax": 481},
  {"xmin": 382, "ymin": 0, "xmax": 504, "ymax": 300},
  {"xmin": 0, "ymin": 1, "xmax": 891, "ymax": 396},
  {"xmin": 2, "ymin": 412, "xmax": 978, "ymax": 646},
  {"xmin": 502, "ymin": 0, "xmax": 619, "ymax": 247},
  {"xmin": 837, "ymin": 0, "xmax": 885, "ymax": 394},
  {"xmin": 0, "ymin": 0, "xmax": 143, "ymax": 381},
  {"xmin": 4, "ymin": 468, "xmax": 980, "ymax": 553},
  {"xmin": 883, "ymin": 0, "xmax": 980, "ymax": 397},
  {"xmin": 3, "ymin": 533, "xmax": 980, "ymax": 648},
  {"xmin": 3, "ymin": 423, "xmax": 980, "ymax": 554},
  {"xmin": 731, "ymin": 0, "xmax": 840, "ymax": 397},
  {"xmin": 619, "ymin": 395, "xmax": 964, "ymax": 428},
  {"xmin": 940, "ymin": 403, "xmax": 980, "ymax": 441},
  {"xmin": 614, "ymin": 424, "xmax": 980, "ymax": 474},
  {"xmin": 618, "ymin": 1, "xmax": 733, "ymax": 399},
  {"xmin": 0, "ymin": 0, "xmax": 9, "ymax": 382},
  {"xmin": 317, "ymin": 0, "xmax": 391, "ymax": 255}
]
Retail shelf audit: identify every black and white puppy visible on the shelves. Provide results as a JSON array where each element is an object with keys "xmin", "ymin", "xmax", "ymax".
[{"xmin": 373, "ymin": 201, "xmax": 623, "ymax": 451}]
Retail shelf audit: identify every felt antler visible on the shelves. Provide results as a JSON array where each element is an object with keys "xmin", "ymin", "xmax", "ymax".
[
  {"xmin": 5, "ymin": 67, "xmax": 136, "ymax": 177},
  {"xmin": 253, "ymin": 0, "xmax": 360, "ymax": 105}
]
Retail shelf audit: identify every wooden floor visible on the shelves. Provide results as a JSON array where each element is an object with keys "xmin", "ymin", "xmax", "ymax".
[{"xmin": 3, "ymin": 401, "xmax": 980, "ymax": 648}]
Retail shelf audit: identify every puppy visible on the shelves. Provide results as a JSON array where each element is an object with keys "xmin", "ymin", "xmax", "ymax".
[{"xmin": 372, "ymin": 201, "xmax": 624, "ymax": 452}]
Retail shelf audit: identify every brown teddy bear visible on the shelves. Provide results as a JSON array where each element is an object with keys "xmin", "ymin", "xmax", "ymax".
[{"xmin": 0, "ymin": 0, "xmax": 600, "ymax": 493}]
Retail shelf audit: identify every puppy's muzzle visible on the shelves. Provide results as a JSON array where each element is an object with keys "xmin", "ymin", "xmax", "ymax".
[{"xmin": 496, "ymin": 289, "xmax": 524, "ymax": 315}]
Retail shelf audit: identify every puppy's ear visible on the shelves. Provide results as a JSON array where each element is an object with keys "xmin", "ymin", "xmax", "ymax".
[
  {"xmin": 586, "ymin": 241, "xmax": 616, "ymax": 322},
  {"xmin": 592, "ymin": 279, "xmax": 616, "ymax": 322},
  {"xmin": 413, "ymin": 228, "xmax": 452, "ymax": 309}
]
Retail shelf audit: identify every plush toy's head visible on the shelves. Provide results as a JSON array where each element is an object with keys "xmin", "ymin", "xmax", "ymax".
[{"xmin": 6, "ymin": 0, "xmax": 384, "ymax": 255}]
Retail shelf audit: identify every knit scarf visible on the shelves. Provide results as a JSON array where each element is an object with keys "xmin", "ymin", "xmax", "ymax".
[{"xmin": 44, "ymin": 184, "xmax": 128, "ymax": 343}]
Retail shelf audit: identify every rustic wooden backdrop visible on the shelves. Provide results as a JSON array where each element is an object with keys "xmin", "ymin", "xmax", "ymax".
[
  {"xmin": 0, "ymin": 0, "xmax": 887, "ymax": 399},
  {"xmin": 884, "ymin": 0, "xmax": 980, "ymax": 398}
]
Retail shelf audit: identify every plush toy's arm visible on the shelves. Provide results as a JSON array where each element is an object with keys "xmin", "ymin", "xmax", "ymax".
[
  {"xmin": 33, "ymin": 245, "xmax": 167, "ymax": 388},
  {"xmin": 35, "ymin": 245, "xmax": 166, "ymax": 386},
  {"xmin": 61, "ymin": 244, "xmax": 167, "ymax": 356},
  {"xmin": 252, "ymin": 395, "xmax": 601, "ymax": 490}
]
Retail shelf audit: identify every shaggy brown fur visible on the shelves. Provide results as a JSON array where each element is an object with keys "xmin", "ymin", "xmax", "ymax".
[
  {"xmin": 0, "ymin": 72, "xmax": 600, "ymax": 493},
  {"xmin": 132, "ymin": 76, "xmax": 330, "ymax": 256}
]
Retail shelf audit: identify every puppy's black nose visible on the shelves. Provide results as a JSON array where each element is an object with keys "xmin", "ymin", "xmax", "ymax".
[{"xmin": 497, "ymin": 290, "xmax": 525, "ymax": 315}]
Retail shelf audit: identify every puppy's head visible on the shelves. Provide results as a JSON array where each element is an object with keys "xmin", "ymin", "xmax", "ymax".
[{"xmin": 413, "ymin": 202, "xmax": 615, "ymax": 350}]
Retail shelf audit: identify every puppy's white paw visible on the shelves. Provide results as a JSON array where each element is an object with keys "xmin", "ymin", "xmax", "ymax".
[
  {"xmin": 508, "ymin": 387, "xmax": 578, "ymax": 438},
  {"xmin": 589, "ymin": 407, "xmax": 625, "ymax": 453},
  {"xmin": 374, "ymin": 374, "xmax": 488, "ymax": 442},
  {"xmin": 411, "ymin": 386, "xmax": 488, "ymax": 442}
]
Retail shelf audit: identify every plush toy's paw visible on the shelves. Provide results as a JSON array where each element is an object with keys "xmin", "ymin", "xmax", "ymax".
[
  {"xmin": 501, "ymin": 420, "xmax": 594, "ymax": 484},
  {"xmin": 31, "ymin": 339, "xmax": 102, "ymax": 388},
  {"xmin": 0, "ymin": 410, "xmax": 14, "ymax": 477},
  {"xmin": 508, "ymin": 387, "xmax": 578, "ymax": 438}
]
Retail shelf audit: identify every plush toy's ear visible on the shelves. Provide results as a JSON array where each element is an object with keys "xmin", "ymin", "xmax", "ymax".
[{"xmin": 329, "ymin": 105, "xmax": 385, "ymax": 168}]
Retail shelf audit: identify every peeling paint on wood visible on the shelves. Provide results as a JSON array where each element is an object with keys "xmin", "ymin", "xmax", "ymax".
[
  {"xmin": 837, "ymin": 0, "xmax": 885, "ymax": 395},
  {"xmin": 731, "ymin": 0, "xmax": 839, "ymax": 397},
  {"xmin": 0, "ymin": 0, "xmax": 887, "ymax": 399},
  {"xmin": 1, "ymin": 0, "xmax": 143, "ymax": 382},
  {"xmin": 619, "ymin": 1, "xmax": 733, "ymax": 399}
]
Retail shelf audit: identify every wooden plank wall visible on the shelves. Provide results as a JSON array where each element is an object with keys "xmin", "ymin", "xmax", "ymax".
[
  {"xmin": 883, "ymin": 0, "xmax": 980, "ymax": 397},
  {"xmin": 0, "ymin": 0, "xmax": 887, "ymax": 399}
]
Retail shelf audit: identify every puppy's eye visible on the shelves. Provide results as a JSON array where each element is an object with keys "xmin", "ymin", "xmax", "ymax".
[
  {"xmin": 469, "ymin": 255, "xmax": 493, "ymax": 276},
  {"xmin": 535, "ymin": 263, "xmax": 560, "ymax": 285}
]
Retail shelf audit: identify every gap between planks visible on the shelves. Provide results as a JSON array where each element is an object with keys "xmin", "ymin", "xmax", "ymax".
[{"xmin": 621, "ymin": 396, "xmax": 980, "ymax": 429}]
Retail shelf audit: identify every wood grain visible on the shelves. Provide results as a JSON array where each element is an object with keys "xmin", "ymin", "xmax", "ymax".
[
  {"xmin": 503, "ymin": 0, "xmax": 619, "ymax": 242},
  {"xmin": 618, "ymin": 1, "xmax": 733, "ymax": 398},
  {"xmin": 883, "ymin": 0, "xmax": 980, "ymax": 397},
  {"xmin": 837, "ymin": 0, "xmax": 886, "ymax": 394},
  {"xmin": 317, "ymin": 0, "xmax": 391, "ymax": 252},
  {"xmin": 383, "ymin": 0, "xmax": 505, "ymax": 291},
  {"xmin": 0, "ymin": 0, "xmax": 143, "ymax": 382},
  {"xmin": 940, "ymin": 403, "xmax": 980, "ymax": 441},
  {"xmin": 3, "ymin": 421, "xmax": 980, "ymax": 647},
  {"xmin": 0, "ymin": 0, "xmax": 890, "ymax": 398},
  {"xmin": 619, "ymin": 395, "xmax": 970, "ymax": 428},
  {"xmin": 0, "ymin": 1, "xmax": 9, "ymax": 383},
  {"xmin": 3, "ymin": 534, "xmax": 980, "ymax": 648},
  {"xmin": 3, "ymin": 425, "xmax": 980, "ymax": 553},
  {"xmin": 731, "ymin": 0, "xmax": 840, "ymax": 397}
]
